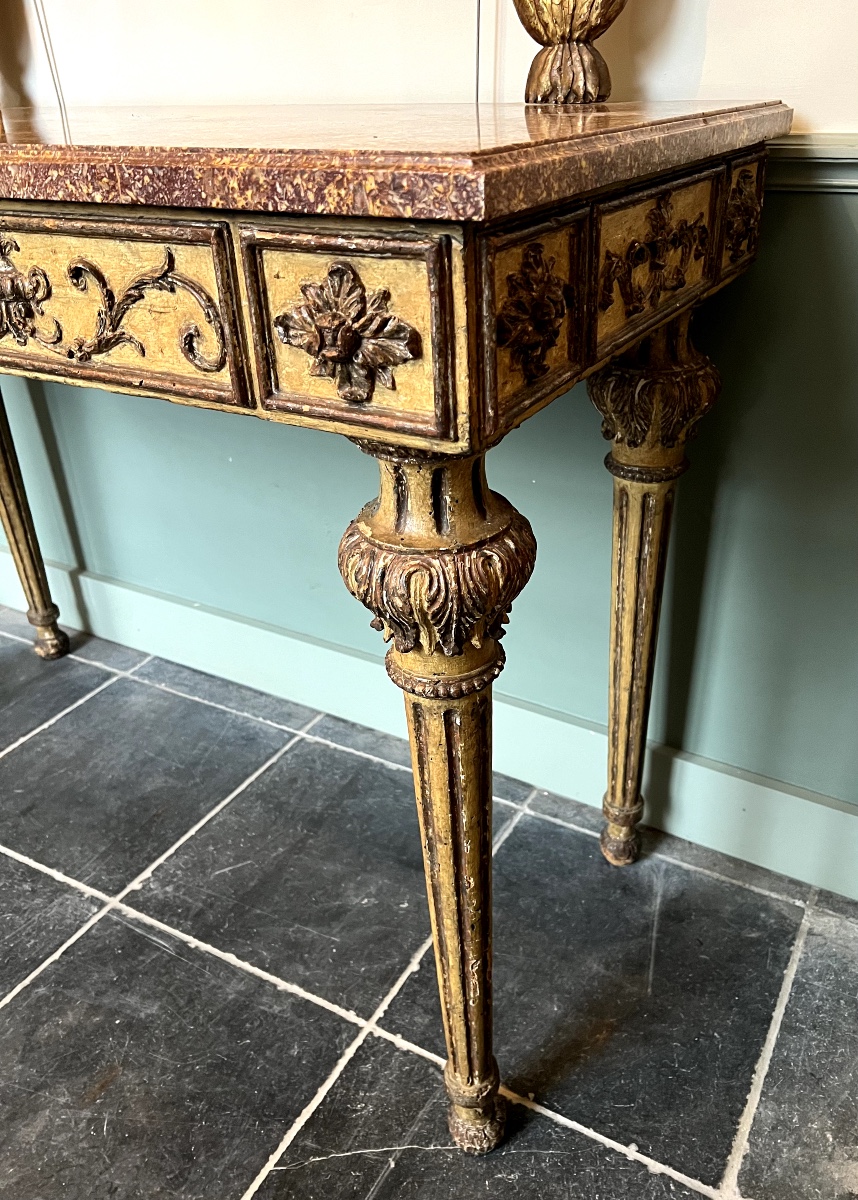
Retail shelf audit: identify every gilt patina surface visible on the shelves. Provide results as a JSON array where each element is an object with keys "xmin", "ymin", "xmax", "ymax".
[{"xmin": 0, "ymin": 100, "xmax": 791, "ymax": 1154}]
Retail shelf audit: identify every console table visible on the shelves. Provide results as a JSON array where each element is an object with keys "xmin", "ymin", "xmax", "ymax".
[{"xmin": 0, "ymin": 100, "xmax": 791, "ymax": 1153}]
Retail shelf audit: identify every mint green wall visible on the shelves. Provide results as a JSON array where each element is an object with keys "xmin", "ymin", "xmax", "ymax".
[{"xmin": 3, "ymin": 186, "xmax": 857, "ymax": 811}]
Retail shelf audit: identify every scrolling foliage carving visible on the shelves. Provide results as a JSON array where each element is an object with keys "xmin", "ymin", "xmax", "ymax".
[
  {"xmin": 274, "ymin": 260, "xmax": 422, "ymax": 405},
  {"xmin": 599, "ymin": 194, "xmax": 709, "ymax": 319},
  {"xmin": 0, "ymin": 232, "xmax": 227, "ymax": 372},
  {"xmin": 496, "ymin": 242, "xmax": 569, "ymax": 386},
  {"xmin": 66, "ymin": 249, "xmax": 226, "ymax": 371},
  {"xmin": 725, "ymin": 168, "xmax": 762, "ymax": 263}
]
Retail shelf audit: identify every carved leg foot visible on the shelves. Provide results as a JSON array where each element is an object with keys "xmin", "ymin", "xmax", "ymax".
[
  {"xmin": 0, "ymin": 389, "xmax": 69, "ymax": 660},
  {"xmin": 339, "ymin": 443, "xmax": 536, "ymax": 1153},
  {"xmin": 588, "ymin": 315, "xmax": 721, "ymax": 866},
  {"xmin": 29, "ymin": 603, "xmax": 70, "ymax": 660}
]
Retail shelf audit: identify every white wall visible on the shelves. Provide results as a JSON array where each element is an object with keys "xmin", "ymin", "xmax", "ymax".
[
  {"xmin": 486, "ymin": 0, "xmax": 858, "ymax": 134},
  {"xmin": 5, "ymin": 0, "xmax": 855, "ymax": 135}
]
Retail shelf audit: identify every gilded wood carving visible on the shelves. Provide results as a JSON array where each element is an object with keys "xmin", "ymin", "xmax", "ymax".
[
  {"xmin": 512, "ymin": 0, "xmax": 629, "ymax": 103},
  {"xmin": 338, "ymin": 443, "xmax": 536, "ymax": 1152},
  {"xmin": 0, "ymin": 230, "xmax": 227, "ymax": 372},
  {"xmin": 496, "ymin": 242, "xmax": 569, "ymax": 386},
  {"xmin": 274, "ymin": 260, "xmax": 422, "ymax": 405},
  {"xmin": 0, "ymin": 233, "xmax": 60, "ymax": 349},
  {"xmin": 725, "ymin": 168, "xmax": 763, "ymax": 264},
  {"xmin": 588, "ymin": 316, "xmax": 721, "ymax": 866},
  {"xmin": 65, "ymin": 251, "xmax": 227, "ymax": 372},
  {"xmin": 599, "ymin": 194, "xmax": 709, "ymax": 319},
  {"xmin": 0, "ymin": 386, "xmax": 68, "ymax": 659}
]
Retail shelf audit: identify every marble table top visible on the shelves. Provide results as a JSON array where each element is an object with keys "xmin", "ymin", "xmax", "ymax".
[{"xmin": 0, "ymin": 101, "xmax": 792, "ymax": 221}]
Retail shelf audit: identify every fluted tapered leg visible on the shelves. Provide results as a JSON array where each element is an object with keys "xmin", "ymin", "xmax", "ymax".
[
  {"xmin": 339, "ymin": 443, "xmax": 536, "ymax": 1153},
  {"xmin": 0, "ymin": 387, "xmax": 68, "ymax": 659},
  {"xmin": 588, "ymin": 314, "xmax": 721, "ymax": 866}
]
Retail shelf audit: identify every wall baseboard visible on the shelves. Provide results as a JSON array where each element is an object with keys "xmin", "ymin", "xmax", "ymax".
[
  {"xmin": 767, "ymin": 136, "xmax": 858, "ymax": 192},
  {"xmin": 1, "ymin": 548, "xmax": 855, "ymax": 901}
]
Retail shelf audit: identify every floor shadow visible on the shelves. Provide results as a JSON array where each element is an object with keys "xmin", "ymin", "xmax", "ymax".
[
  {"xmin": 26, "ymin": 379, "xmax": 91, "ymax": 630},
  {"xmin": 0, "ymin": 0, "xmax": 40, "ymax": 142}
]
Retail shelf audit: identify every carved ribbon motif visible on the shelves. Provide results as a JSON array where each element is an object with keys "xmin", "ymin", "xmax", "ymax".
[
  {"xmin": 496, "ymin": 242, "xmax": 569, "ymax": 385},
  {"xmin": 0, "ymin": 233, "xmax": 227, "ymax": 373},
  {"xmin": 725, "ymin": 169, "xmax": 762, "ymax": 263},
  {"xmin": 599, "ymin": 194, "xmax": 709, "ymax": 319},
  {"xmin": 274, "ymin": 260, "xmax": 422, "ymax": 405}
]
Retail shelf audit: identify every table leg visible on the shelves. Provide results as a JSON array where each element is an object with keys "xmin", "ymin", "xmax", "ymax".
[
  {"xmin": 0, "ymin": 387, "xmax": 69, "ymax": 659},
  {"xmin": 339, "ymin": 442, "xmax": 537, "ymax": 1153},
  {"xmin": 587, "ymin": 314, "xmax": 721, "ymax": 866}
]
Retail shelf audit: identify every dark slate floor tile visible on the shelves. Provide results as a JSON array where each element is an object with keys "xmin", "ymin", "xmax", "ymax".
[
  {"xmin": 312, "ymin": 714, "xmax": 413, "ymax": 768},
  {"xmin": 528, "ymin": 788, "xmax": 605, "ymax": 835},
  {"xmin": 639, "ymin": 827, "xmax": 814, "ymax": 905},
  {"xmin": 312, "ymin": 714, "xmax": 535, "ymax": 804},
  {"xmin": 68, "ymin": 632, "xmax": 151, "ymax": 672},
  {"xmin": 740, "ymin": 911, "xmax": 858, "ymax": 1200},
  {"xmin": 130, "ymin": 737, "xmax": 432, "ymax": 1017},
  {"xmin": 256, "ymin": 1036, "xmax": 704, "ymax": 1200},
  {"xmin": 0, "ymin": 678, "xmax": 287, "ymax": 892},
  {"xmin": 0, "ymin": 856, "xmax": 100, "ymax": 994},
  {"xmin": 134, "ymin": 656, "xmax": 319, "ymax": 728},
  {"xmin": 0, "ymin": 605, "xmax": 149, "ymax": 672},
  {"xmin": 0, "ymin": 911, "xmax": 353, "ymax": 1200},
  {"xmin": 383, "ymin": 812, "xmax": 803, "ymax": 1187},
  {"xmin": 0, "ymin": 636, "xmax": 108, "ymax": 752},
  {"xmin": 529, "ymin": 789, "xmax": 814, "ymax": 904}
]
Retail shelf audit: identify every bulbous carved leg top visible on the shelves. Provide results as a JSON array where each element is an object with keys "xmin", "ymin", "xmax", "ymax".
[
  {"xmin": 338, "ymin": 443, "xmax": 536, "ymax": 699},
  {"xmin": 588, "ymin": 315, "xmax": 720, "ymax": 866},
  {"xmin": 339, "ymin": 441, "xmax": 536, "ymax": 1153}
]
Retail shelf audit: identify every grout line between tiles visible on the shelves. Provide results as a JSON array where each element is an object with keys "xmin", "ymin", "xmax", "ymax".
[
  {"xmin": 0, "ymin": 674, "xmax": 121, "ymax": 762},
  {"xmin": 2, "ymin": 829, "xmax": 733, "ymax": 1200},
  {"xmin": 6, "ymin": 625, "xmax": 815, "ymax": 913},
  {"xmin": 0, "ymin": 903, "xmax": 113, "ymax": 1012},
  {"xmin": 0, "ymin": 647, "xmax": 151, "ymax": 763},
  {"xmin": 513, "ymin": 803, "xmax": 810, "ymax": 909},
  {"xmin": 506, "ymin": 1091, "xmax": 722, "ymax": 1200},
  {"xmin": 115, "ymin": 712, "xmax": 324, "ymax": 904},
  {"xmin": 719, "ymin": 890, "xmax": 818, "ymax": 1198},
  {"xmin": 0, "ymin": 843, "xmax": 112, "ymax": 902},
  {"xmin": 0, "ymin": 710, "xmax": 321, "ymax": 1016},
  {"xmin": 237, "ymin": 933, "xmax": 435, "ymax": 1200},
  {"xmin": 110, "ymin": 900, "xmax": 367, "ymax": 1029}
]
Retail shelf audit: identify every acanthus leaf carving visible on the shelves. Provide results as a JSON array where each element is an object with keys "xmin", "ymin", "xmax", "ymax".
[
  {"xmin": 599, "ymin": 194, "xmax": 709, "ymax": 319},
  {"xmin": 338, "ymin": 514, "xmax": 536, "ymax": 661},
  {"xmin": 274, "ymin": 260, "xmax": 422, "ymax": 405},
  {"xmin": 725, "ymin": 168, "xmax": 762, "ymax": 264},
  {"xmin": 588, "ymin": 320, "xmax": 721, "ymax": 452},
  {"xmin": 496, "ymin": 242, "xmax": 569, "ymax": 386}
]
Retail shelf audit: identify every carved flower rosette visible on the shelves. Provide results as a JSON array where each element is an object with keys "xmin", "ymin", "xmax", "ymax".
[
  {"xmin": 274, "ymin": 261, "xmax": 422, "ymax": 405},
  {"xmin": 512, "ymin": 0, "xmax": 630, "ymax": 103}
]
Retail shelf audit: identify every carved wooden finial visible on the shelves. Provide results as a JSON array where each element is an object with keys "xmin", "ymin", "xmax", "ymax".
[{"xmin": 512, "ymin": 0, "xmax": 630, "ymax": 104}]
